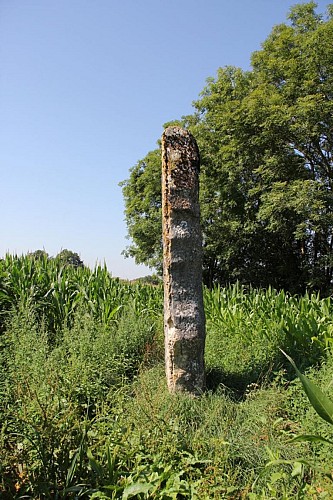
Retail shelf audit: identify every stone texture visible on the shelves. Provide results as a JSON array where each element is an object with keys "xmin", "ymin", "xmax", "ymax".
[{"xmin": 161, "ymin": 126, "xmax": 206, "ymax": 395}]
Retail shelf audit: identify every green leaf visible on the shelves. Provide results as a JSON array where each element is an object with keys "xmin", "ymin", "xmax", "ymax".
[
  {"xmin": 291, "ymin": 461, "xmax": 303, "ymax": 478},
  {"xmin": 290, "ymin": 434, "xmax": 333, "ymax": 446},
  {"xmin": 87, "ymin": 448, "xmax": 104, "ymax": 479},
  {"xmin": 270, "ymin": 471, "xmax": 285, "ymax": 483},
  {"xmin": 266, "ymin": 458, "xmax": 310, "ymax": 468},
  {"xmin": 122, "ymin": 482, "xmax": 153, "ymax": 499},
  {"xmin": 65, "ymin": 448, "xmax": 79, "ymax": 487},
  {"xmin": 281, "ymin": 349, "xmax": 333, "ymax": 425}
]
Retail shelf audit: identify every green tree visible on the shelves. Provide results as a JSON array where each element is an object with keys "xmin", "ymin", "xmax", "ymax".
[
  {"xmin": 55, "ymin": 249, "xmax": 84, "ymax": 268},
  {"xmin": 27, "ymin": 250, "xmax": 49, "ymax": 261},
  {"xmin": 249, "ymin": 1, "xmax": 333, "ymax": 292},
  {"xmin": 121, "ymin": 2, "xmax": 333, "ymax": 293},
  {"xmin": 120, "ymin": 148, "xmax": 162, "ymax": 271},
  {"xmin": 191, "ymin": 65, "xmax": 304, "ymax": 290}
]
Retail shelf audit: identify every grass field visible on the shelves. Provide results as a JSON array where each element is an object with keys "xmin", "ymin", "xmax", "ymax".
[{"xmin": 1, "ymin": 254, "xmax": 333, "ymax": 498}]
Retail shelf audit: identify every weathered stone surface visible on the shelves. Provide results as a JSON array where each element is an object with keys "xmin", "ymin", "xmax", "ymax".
[{"xmin": 161, "ymin": 126, "xmax": 206, "ymax": 395}]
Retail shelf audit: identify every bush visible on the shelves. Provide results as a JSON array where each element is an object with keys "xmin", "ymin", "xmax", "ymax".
[{"xmin": 0, "ymin": 299, "xmax": 160, "ymax": 497}]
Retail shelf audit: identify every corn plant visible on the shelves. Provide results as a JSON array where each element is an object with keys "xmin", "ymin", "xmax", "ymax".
[
  {"xmin": 0, "ymin": 254, "xmax": 163, "ymax": 340},
  {"xmin": 204, "ymin": 283, "xmax": 333, "ymax": 369},
  {"xmin": 258, "ymin": 350, "xmax": 333, "ymax": 497}
]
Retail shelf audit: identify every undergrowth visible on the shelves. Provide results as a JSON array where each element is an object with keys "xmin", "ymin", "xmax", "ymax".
[{"xmin": 1, "ymin": 279, "xmax": 333, "ymax": 497}]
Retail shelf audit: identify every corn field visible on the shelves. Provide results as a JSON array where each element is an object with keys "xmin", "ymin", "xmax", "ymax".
[
  {"xmin": 0, "ymin": 254, "xmax": 163, "ymax": 335},
  {"xmin": 204, "ymin": 283, "xmax": 333, "ymax": 367},
  {"xmin": 1, "ymin": 254, "xmax": 333, "ymax": 362}
]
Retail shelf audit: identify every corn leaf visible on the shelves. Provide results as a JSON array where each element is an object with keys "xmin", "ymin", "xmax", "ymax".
[
  {"xmin": 281, "ymin": 349, "xmax": 333, "ymax": 425},
  {"xmin": 290, "ymin": 434, "xmax": 333, "ymax": 445}
]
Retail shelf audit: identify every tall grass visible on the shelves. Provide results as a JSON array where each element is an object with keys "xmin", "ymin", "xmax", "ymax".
[{"xmin": 0, "ymin": 301, "xmax": 160, "ymax": 497}]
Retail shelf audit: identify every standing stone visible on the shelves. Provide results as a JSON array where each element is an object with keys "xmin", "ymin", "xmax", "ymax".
[{"xmin": 161, "ymin": 126, "xmax": 206, "ymax": 395}]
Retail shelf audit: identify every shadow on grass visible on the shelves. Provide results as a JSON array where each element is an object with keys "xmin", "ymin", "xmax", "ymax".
[
  {"xmin": 205, "ymin": 366, "xmax": 271, "ymax": 401},
  {"xmin": 205, "ymin": 348, "xmax": 320, "ymax": 401}
]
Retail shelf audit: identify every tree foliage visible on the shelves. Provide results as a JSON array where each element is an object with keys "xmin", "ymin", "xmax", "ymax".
[
  {"xmin": 120, "ymin": 149, "xmax": 162, "ymax": 271},
  {"xmin": 27, "ymin": 249, "xmax": 49, "ymax": 261},
  {"xmin": 121, "ymin": 2, "xmax": 333, "ymax": 293},
  {"xmin": 55, "ymin": 249, "xmax": 84, "ymax": 268}
]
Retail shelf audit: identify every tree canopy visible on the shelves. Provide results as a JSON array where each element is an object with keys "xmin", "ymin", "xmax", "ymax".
[
  {"xmin": 121, "ymin": 2, "xmax": 333, "ymax": 293},
  {"xmin": 55, "ymin": 249, "xmax": 84, "ymax": 268},
  {"xmin": 26, "ymin": 249, "xmax": 84, "ymax": 269}
]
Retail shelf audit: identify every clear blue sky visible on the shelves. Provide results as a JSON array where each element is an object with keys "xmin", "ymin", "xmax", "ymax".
[{"xmin": 0, "ymin": 1, "xmax": 330, "ymax": 279}]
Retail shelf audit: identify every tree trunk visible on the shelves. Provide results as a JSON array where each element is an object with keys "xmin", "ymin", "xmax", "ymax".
[{"xmin": 161, "ymin": 126, "xmax": 206, "ymax": 395}]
